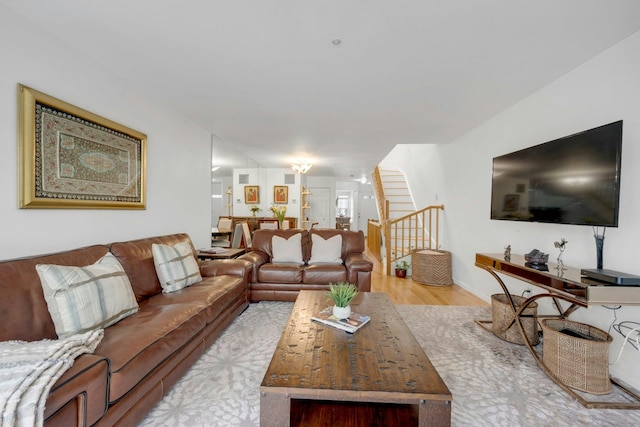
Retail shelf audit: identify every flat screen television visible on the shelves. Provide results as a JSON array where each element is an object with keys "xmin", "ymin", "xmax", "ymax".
[{"xmin": 490, "ymin": 121, "xmax": 623, "ymax": 227}]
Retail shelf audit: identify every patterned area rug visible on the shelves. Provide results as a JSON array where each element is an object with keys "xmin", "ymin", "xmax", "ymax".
[{"xmin": 139, "ymin": 302, "xmax": 640, "ymax": 426}]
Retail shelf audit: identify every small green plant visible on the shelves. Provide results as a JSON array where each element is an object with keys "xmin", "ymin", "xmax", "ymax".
[
  {"xmin": 327, "ymin": 282, "xmax": 359, "ymax": 308},
  {"xmin": 395, "ymin": 260, "xmax": 410, "ymax": 271}
]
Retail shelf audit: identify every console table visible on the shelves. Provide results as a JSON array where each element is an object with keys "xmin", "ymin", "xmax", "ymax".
[{"xmin": 475, "ymin": 253, "xmax": 640, "ymax": 409}]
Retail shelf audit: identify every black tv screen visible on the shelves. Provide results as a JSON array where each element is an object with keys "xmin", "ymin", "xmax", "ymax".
[{"xmin": 491, "ymin": 121, "xmax": 622, "ymax": 227}]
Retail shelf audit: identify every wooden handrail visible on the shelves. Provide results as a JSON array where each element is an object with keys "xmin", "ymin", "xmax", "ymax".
[{"xmin": 372, "ymin": 166, "xmax": 387, "ymax": 221}]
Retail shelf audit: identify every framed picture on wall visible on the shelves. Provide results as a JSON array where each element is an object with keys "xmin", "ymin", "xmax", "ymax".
[
  {"xmin": 274, "ymin": 186, "xmax": 288, "ymax": 204},
  {"xmin": 244, "ymin": 185, "xmax": 259, "ymax": 204},
  {"xmin": 18, "ymin": 84, "xmax": 147, "ymax": 209}
]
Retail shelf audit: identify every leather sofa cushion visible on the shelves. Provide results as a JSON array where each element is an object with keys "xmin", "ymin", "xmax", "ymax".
[
  {"xmin": 95, "ymin": 301, "xmax": 206, "ymax": 402},
  {"xmin": 258, "ymin": 263, "xmax": 304, "ymax": 284},
  {"xmin": 144, "ymin": 275, "xmax": 246, "ymax": 324},
  {"xmin": 0, "ymin": 244, "xmax": 110, "ymax": 342},
  {"xmin": 110, "ymin": 234, "xmax": 196, "ymax": 302},
  {"xmin": 302, "ymin": 264, "xmax": 348, "ymax": 284}
]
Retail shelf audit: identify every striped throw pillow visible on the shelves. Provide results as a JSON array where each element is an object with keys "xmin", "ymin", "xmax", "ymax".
[
  {"xmin": 152, "ymin": 242, "xmax": 202, "ymax": 293},
  {"xmin": 36, "ymin": 252, "xmax": 139, "ymax": 339}
]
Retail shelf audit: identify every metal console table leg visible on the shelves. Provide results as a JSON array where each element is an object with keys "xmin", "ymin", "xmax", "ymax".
[{"xmin": 475, "ymin": 255, "xmax": 640, "ymax": 409}]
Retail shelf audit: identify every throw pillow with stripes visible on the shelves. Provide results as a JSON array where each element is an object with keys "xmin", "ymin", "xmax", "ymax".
[
  {"xmin": 152, "ymin": 242, "xmax": 202, "ymax": 293},
  {"xmin": 36, "ymin": 252, "xmax": 139, "ymax": 339}
]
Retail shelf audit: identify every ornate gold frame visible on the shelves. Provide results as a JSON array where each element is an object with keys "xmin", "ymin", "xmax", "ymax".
[{"xmin": 18, "ymin": 84, "xmax": 147, "ymax": 209}]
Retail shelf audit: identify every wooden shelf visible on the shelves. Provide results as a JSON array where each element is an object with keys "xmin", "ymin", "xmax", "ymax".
[{"xmin": 300, "ymin": 187, "xmax": 312, "ymax": 229}]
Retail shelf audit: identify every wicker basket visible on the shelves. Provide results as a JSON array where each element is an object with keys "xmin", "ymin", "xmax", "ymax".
[
  {"xmin": 491, "ymin": 294, "xmax": 539, "ymax": 345},
  {"xmin": 411, "ymin": 249, "xmax": 452, "ymax": 286},
  {"xmin": 542, "ymin": 319, "xmax": 612, "ymax": 395}
]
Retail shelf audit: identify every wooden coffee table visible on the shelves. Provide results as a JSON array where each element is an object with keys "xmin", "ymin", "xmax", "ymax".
[{"xmin": 260, "ymin": 290, "xmax": 451, "ymax": 427}]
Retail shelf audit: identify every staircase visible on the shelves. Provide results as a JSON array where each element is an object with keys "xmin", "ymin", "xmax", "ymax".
[
  {"xmin": 377, "ymin": 168, "xmax": 415, "ymax": 220},
  {"xmin": 370, "ymin": 166, "xmax": 444, "ymax": 275}
]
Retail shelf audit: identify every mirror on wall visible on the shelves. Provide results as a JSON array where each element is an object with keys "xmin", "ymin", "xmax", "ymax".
[{"xmin": 210, "ymin": 135, "xmax": 262, "ymax": 227}]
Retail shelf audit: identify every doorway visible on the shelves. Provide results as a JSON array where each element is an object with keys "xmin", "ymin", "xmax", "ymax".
[{"xmin": 308, "ymin": 187, "xmax": 331, "ymax": 228}]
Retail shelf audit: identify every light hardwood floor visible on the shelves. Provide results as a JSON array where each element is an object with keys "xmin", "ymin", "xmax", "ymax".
[{"xmin": 366, "ymin": 248, "xmax": 488, "ymax": 306}]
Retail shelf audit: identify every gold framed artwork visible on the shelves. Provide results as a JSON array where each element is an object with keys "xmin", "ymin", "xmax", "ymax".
[
  {"xmin": 244, "ymin": 185, "xmax": 259, "ymax": 204},
  {"xmin": 274, "ymin": 185, "xmax": 288, "ymax": 204},
  {"xmin": 18, "ymin": 84, "xmax": 147, "ymax": 209}
]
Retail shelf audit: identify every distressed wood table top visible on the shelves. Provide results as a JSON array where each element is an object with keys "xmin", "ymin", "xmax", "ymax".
[{"xmin": 261, "ymin": 290, "xmax": 451, "ymax": 404}]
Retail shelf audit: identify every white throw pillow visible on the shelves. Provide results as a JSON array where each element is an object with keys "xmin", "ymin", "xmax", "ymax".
[
  {"xmin": 271, "ymin": 233, "xmax": 303, "ymax": 264},
  {"xmin": 308, "ymin": 234, "xmax": 343, "ymax": 264},
  {"xmin": 152, "ymin": 242, "xmax": 203, "ymax": 293},
  {"xmin": 36, "ymin": 252, "xmax": 139, "ymax": 339}
]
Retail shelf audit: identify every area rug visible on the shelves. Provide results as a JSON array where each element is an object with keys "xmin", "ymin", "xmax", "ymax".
[{"xmin": 138, "ymin": 302, "xmax": 640, "ymax": 426}]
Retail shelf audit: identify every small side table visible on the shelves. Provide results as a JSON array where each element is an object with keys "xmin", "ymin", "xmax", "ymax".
[{"xmin": 197, "ymin": 248, "xmax": 246, "ymax": 260}]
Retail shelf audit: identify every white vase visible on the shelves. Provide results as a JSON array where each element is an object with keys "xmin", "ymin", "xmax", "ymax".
[{"xmin": 333, "ymin": 305, "xmax": 351, "ymax": 320}]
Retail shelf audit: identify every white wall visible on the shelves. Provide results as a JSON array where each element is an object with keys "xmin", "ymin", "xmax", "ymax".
[
  {"xmin": 0, "ymin": 6, "xmax": 212, "ymax": 259},
  {"xmin": 389, "ymin": 31, "xmax": 640, "ymax": 390},
  {"xmin": 230, "ymin": 168, "xmax": 301, "ymax": 220}
]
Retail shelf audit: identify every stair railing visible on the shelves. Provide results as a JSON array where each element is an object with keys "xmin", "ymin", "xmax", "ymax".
[{"xmin": 384, "ymin": 205, "xmax": 444, "ymax": 274}]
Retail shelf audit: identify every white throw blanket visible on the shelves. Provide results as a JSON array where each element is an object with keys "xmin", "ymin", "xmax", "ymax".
[{"xmin": 0, "ymin": 329, "xmax": 104, "ymax": 427}]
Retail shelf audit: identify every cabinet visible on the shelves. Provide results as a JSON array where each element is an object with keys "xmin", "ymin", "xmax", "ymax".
[
  {"xmin": 300, "ymin": 187, "xmax": 312, "ymax": 230},
  {"xmin": 228, "ymin": 216, "xmax": 297, "ymax": 232}
]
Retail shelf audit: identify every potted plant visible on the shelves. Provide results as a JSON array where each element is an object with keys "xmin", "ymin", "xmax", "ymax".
[
  {"xmin": 395, "ymin": 260, "xmax": 410, "ymax": 278},
  {"xmin": 327, "ymin": 282, "xmax": 358, "ymax": 319}
]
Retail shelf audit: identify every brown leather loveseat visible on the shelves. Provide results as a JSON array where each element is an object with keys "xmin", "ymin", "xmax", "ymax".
[
  {"xmin": 239, "ymin": 228, "xmax": 373, "ymax": 301},
  {"xmin": 0, "ymin": 233, "xmax": 251, "ymax": 427}
]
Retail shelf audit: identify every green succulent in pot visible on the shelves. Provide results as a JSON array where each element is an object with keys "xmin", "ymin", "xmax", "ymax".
[
  {"xmin": 327, "ymin": 282, "xmax": 359, "ymax": 308},
  {"xmin": 395, "ymin": 260, "xmax": 410, "ymax": 271}
]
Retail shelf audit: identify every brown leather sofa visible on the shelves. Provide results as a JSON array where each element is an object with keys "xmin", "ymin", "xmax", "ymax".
[
  {"xmin": 0, "ymin": 233, "xmax": 251, "ymax": 427},
  {"xmin": 239, "ymin": 228, "xmax": 373, "ymax": 301}
]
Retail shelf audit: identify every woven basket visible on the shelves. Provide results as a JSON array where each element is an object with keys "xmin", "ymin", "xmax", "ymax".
[
  {"xmin": 542, "ymin": 319, "xmax": 612, "ymax": 395},
  {"xmin": 491, "ymin": 294, "xmax": 539, "ymax": 345},
  {"xmin": 411, "ymin": 249, "xmax": 452, "ymax": 286}
]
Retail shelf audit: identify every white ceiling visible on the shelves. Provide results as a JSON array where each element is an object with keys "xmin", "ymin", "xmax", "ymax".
[{"xmin": 3, "ymin": 1, "xmax": 640, "ymax": 179}]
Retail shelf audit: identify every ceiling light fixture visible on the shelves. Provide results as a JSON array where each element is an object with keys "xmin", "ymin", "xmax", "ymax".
[{"xmin": 291, "ymin": 162, "xmax": 312, "ymax": 174}]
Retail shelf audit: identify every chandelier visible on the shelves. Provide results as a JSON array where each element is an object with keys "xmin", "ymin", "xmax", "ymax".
[{"xmin": 290, "ymin": 162, "xmax": 312, "ymax": 174}]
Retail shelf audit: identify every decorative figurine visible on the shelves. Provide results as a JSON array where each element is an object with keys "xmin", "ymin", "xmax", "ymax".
[
  {"xmin": 504, "ymin": 244, "xmax": 511, "ymax": 262},
  {"xmin": 554, "ymin": 238, "xmax": 568, "ymax": 273}
]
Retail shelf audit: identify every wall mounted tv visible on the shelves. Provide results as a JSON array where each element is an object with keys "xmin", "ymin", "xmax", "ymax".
[{"xmin": 490, "ymin": 120, "xmax": 622, "ymax": 227}]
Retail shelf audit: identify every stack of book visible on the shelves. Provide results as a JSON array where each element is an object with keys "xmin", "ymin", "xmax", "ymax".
[{"xmin": 311, "ymin": 307, "xmax": 370, "ymax": 333}]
